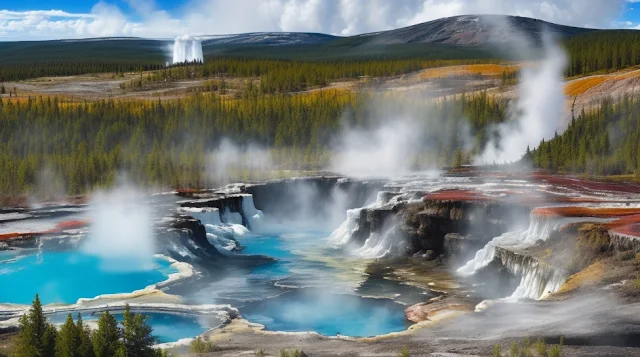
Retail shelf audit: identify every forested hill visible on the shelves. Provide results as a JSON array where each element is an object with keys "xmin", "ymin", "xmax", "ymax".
[
  {"xmin": 0, "ymin": 91, "xmax": 505, "ymax": 195},
  {"xmin": 531, "ymin": 95, "xmax": 640, "ymax": 176},
  {"xmin": 564, "ymin": 30, "xmax": 640, "ymax": 77}
]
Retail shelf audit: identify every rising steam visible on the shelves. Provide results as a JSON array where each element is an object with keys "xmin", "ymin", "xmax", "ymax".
[
  {"xmin": 330, "ymin": 117, "xmax": 423, "ymax": 178},
  {"xmin": 206, "ymin": 138, "xmax": 273, "ymax": 186},
  {"xmin": 83, "ymin": 183, "xmax": 156, "ymax": 272},
  {"xmin": 478, "ymin": 33, "xmax": 568, "ymax": 164},
  {"xmin": 329, "ymin": 93, "xmax": 469, "ymax": 178}
]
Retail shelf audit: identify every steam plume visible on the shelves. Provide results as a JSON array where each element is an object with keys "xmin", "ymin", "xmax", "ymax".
[
  {"xmin": 329, "ymin": 94, "xmax": 468, "ymax": 178},
  {"xmin": 206, "ymin": 138, "xmax": 273, "ymax": 186},
  {"xmin": 83, "ymin": 182, "xmax": 156, "ymax": 272},
  {"xmin": 478, "ymin": 33, "xmax": 567, "ymax": 164},
  {"xmin": 330, "ymin": 117, "xmax": 422, "ymax": 178}
]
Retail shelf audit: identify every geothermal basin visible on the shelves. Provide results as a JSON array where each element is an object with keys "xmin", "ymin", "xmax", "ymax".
[{"xmin": 3, "ymin": 173, "xmax": 640, "ymax": 347}]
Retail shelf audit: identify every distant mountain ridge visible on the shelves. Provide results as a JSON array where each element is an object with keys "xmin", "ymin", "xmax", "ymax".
[
  {"xmin": 23, "ymin": 14, "xmax": 595, "ymax": 47},
  {"xmin": 0, "ymin": 15, "xmax": 618, "ymax": 64},
  {"xmin": 200, "ymin": 32, "xmax": 338, "ymax": 46},
  {"xmin": 353, "ymin": 15, "xmax": 595, "ymax": 46},
  {"xmin": 195, "ymin": 15, "xmax": 595, "ymax": 47}
]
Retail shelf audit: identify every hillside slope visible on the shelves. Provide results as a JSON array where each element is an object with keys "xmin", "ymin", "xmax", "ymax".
[
  {"xmin": 0, "ymin": 38, "xmax": 168, "ymax": 65},
  {"xmin": 0, "ymin": 15, "xmax": 600, "ymax": 65},
  {"xmin": 201, "ymin": 32, "xmax": 337, "ymax": 46},
  {"xmin": 354, "ymin": 15, "xmax": 593, "ymax": 46}
]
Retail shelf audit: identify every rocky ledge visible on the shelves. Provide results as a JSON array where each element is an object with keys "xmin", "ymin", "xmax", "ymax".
[{"xmin": 344, "ymin": 195, "xmax": 532, "ymax": 258}]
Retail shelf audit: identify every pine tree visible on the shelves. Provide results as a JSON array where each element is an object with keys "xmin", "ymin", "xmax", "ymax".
[
  {"xmin": 55, "ymin": 314, "xmax": 80, "ymax": 357},
  {"xmin": 12, "ymin": 294, "xmax": 48, "ymax": 357},
  {"xmin": 76, "ymin": 314, "xmax": 95, "ymax": 357},
  {"xmin": 92, "ymin": 311, "xmax": 122, "ymax": 357},
  {"xmin": 521, "ymin": 145, "xmax": 533, "ymax": 169},
  {"xmin": 121, "ymin": 305, "xmax": 156, "ymax": 357},
  {"xmin": 11, "ymin": 315, "xmax": 39, "ymax": 357},
  {"xmin": 42, "ymin": 324, "xmax": 58, "ymax": 357},
  {"xmin": 29, "ymin": 294, "xmax": 47, "ymax": 347}
]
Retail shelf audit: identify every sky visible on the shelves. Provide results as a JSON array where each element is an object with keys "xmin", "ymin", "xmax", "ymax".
[{"xmin": 0, "ymin": 0, "xmax": 638, "ymax": 41}]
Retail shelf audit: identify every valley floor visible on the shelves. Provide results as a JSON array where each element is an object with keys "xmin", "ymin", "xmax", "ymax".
[{"xmin": 3, "ymin": 64, "xmax": 640, "ymax": 111}]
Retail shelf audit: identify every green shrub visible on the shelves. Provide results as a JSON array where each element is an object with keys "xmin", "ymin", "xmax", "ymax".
[
  {"xmin": 280, "ymin": 349, "xmax": 307, "ymax": 357},
  {"xmin": 548, "ymin": 344, "xmax": 563, "ymax": 357},
  {"xmin": 493, "ymin": 344, "xmax": 501, "ymax": 357},
  {"xmin": 189, "ymin": 337, "xmax": 218, "ymax": 354},
  {"xmin": 156, "ymin": 350, "xmax": 174, "ymax": 357},
  {"xmin": 398, "ymin": 346, "xmax": 410, "ymax": 357},
  {"xmin": 256, "ymin": 349, "xmax": 266, "ymax": 357},
  {"xmin": 533, "ymin": 338, "xmax": 547, "ymax": 356},
  {"xmin": 510, "ymin": 342, "xmax": 520, "ymax": 357}
]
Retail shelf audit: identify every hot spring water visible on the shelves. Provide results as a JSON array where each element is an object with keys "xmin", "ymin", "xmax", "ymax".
[
  {"xmin": 1, "ymin": 192, "xmax": 417, "ymax": 342},
  {"xmin": 240, "ymin": 289, "xmax": 408, "ymax": 337},
  {"xmin": 0, "ymin": 249, "xmax": 175, "ymax": 305},
  {"xmin": 234, "ymin": 232, "xmax": 409, "ymax": 337},
  {"xmin": 182, "ymin": 206, "xmax": 410, "ymax": 337}
]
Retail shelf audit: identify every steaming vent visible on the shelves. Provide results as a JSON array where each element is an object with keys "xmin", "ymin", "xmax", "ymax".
[{"xmin": 173, "ymin": 36, "xmax": 204, "ymax": 64}]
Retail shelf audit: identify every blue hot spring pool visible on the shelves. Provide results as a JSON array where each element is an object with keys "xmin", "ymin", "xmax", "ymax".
[
  {"xmin": 194, "ymin": 227, "xmax": 412, "ymax": 337},
  {"xmin": 240, "ymin": 289, "xmax": 408, "ymax": 337},
  {"xmin": 0, "ymin": 250, "xmax": 175, "ymax": 305},
  {"xmin": 50, "ymin": 312, "xmax": 211, "ymax": 344}
]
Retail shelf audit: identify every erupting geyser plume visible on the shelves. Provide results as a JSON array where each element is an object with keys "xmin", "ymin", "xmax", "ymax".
[
  {"xmin": 173, "ymin": 35, "xmax": 204, "ymax": 64},
  {"xmin": 477, "ymin": 33, "xmax": 567, "ymax": 164}
]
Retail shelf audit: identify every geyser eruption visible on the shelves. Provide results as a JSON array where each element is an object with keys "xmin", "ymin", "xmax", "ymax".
[
  {"xmin": 173, "ymin": 35, "xmax": 204, "ymax": 64},
  {"xmin": 83, "ymin": 183, "xmax": 155, "ymax": 271},
  {"xmin": 478, "ymin": 33, "xmax": 567, "ymax": 164}
]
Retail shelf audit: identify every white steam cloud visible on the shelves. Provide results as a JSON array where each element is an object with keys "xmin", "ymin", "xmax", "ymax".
[
  {"xmin": 83, "ymin": 183, "xmax": 155, "ymax": 272},
  {"xmin": 478, "ymin": 34, "xmax": 568, "ymax": 164},
  {"xmin": 331, "ymin": 118, "xmax": 422, "ymax": 178},
  {"xmin": 206, "ymin": 139, "xmax": 273, "ymax": 185},
  {"xmin": 329, "ymin": 92, "xmax": 471, "ymax": 178},
  {"xmin": 426, "ymin": 295, "xmax": 627, "ymax": 344}
]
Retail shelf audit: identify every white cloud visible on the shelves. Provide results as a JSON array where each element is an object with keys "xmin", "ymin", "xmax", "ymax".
[
  {"xmin": 0, "ymin": 0, "xmax": 629, "ymax": 40},
  {"xmin": 124, "ymin": 0, "xmax": 157, "ymax": 16},
  {"xmin": 0, "ymin": 9, "xmax": 95, "ymax": 19}
]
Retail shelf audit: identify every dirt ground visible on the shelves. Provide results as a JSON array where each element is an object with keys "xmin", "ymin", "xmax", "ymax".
[
  {"xmin": 3, "ymin": 63, "xmax": 640, "ymax": 109},
  {"xmin": 4, "ymin": 64, "xmax": 640, "ymax": 108},
  {"xmin": 0, "ymin": 333, "xmax": 16, "ymax": 357},
  {"xmin": 0, "ymin": 72, "xmax": 208, "ymax": 101}
]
